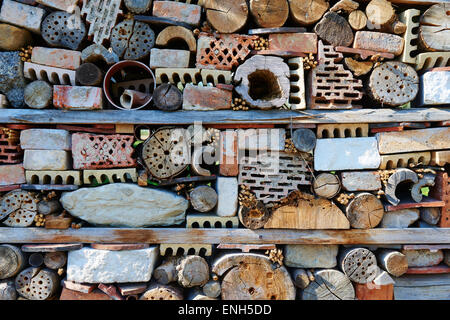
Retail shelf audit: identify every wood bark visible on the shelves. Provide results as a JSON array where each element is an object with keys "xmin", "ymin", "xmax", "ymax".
[
  {"xmin": 339, "ymin": 247, "xmax": 378, "ymax": 284},
  {"xmin": 292, "ymin": 128, "xmax": 316, "ymax": 152},
  {"xmin": 212, "ymin": 253, "xmax": 295, "ymax": 300},
  {"xmin": 344, "ymin": 58, "xmax": 373, "ymax": 77},
  {"xmin": 288, "ymin": 0, "xmax": 329, "ymax": 26},
  {"xmin": 140, "ymin": 283, "xmax": 183, "ymax": 300},
  {"xmin": 376, "ymin": 249, "xmax": 408, "ymax": 277},
  {"xmin": 249, "ymin": 0, "xmax": 289, "ymax": 28},
  {"xmin": 291, "ymin": 268, "xmax": 310, "ymax": 289},
  {"xmin": 189, "ymin": 186, "xmax": 218, "ymax": 213},
  {"xmin": 15, "ymin": 267, "xmax": 58, "ymax": 300},
  {"xmin": 44, "ymin": 252, "xmax": 67, "ymax": 269},
  {"xmin": 153, "ymin": 83, "xmax": 183, "ymax": 112},
  {"xmin": 302, "ymin": 269, "xmax": 355, "ymax": 300},
  {"xmin": 419, "ymin": 3, "xmax": 450, "ymax": 51},
  {"xmin": 0, "ymin": 279, "xmax": 17, "ymax": 300},
  {"xmin": 205, "ymin": 0, "xmax": 249, "ymax": 34},
  {"xmin": 0, "ymin": 244, "xmax": 25, "ymax": 280},
  {"xmin": 314, "ymin": 12, "xmax": 354, "ymax": 47},
  {"xmin": 312, "ymin": 173, "xmax": 341, "ymax": 199},
  {"xmin": 265, "ymin": 191, "xmax": 350, "ymax": 229},
  {"xmin": 176, "ymin": 255, "xmax": 210, "ymax": 288},
  {"xmin": 348, "ymin": 10, "xmax": 367, "ymax": 31},
  {"xmin": 238, "ymin": 201, "xmax": 271, "ymax": 230},
  {"xmin": 75, "ymin": 63, "xmax": 104, "ymax": 87},
  {"xmin": 153, "ymin": 256, "xmax": 181, "ymax": 285},
  {"xmin": 365, "ymin": 0, "xmax": 406, "ymax": 34},
  {"xmin": 346, "ymin": 193, "xmax": 384, "ymax": 229}
]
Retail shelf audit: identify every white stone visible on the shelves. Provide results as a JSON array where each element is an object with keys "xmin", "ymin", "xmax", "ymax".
[
  {"xmin": 284, "ymin": 244, "xmax": 339, "ymax": 268},
  {"xmin": 314, "ymin": 137, "xmax": 381, "ymax": 171},
  {"xmin": 380, "ymin": 209, "xmax": 419, "ymax": 228},
  {"xmin": 60, "ymin": 183, "xmax": 188, "ymax": 227},
  {"xmin": 20, "ymin": 129, "xmax": 71, "ymax": 150},
  {"xmin": 67, "ymin": 247, "xmax": 159, "ymax": 283},
  {"xmin": 215, "ymin": 177, "xmax": 238, "ymax": 217},
  {"xmin": 23, "ymin": 150, "xmax": 70, "ymax": 170},
  {"xmin": 150, "ymin": 48, "xmax": 190, "ymax": 69},
  {"xmin": 237, "ymin": 128, "xmax": 285, "ymax": 151},
  {"xmin": 341, "ymin": 171, "xmax": 381, "ymax": 191},
  {"xmin": 419, "ymin": 71, "xmax": 450, "ymax": 106},
  {"xmin": 402, "ymin": 249, "xmax": 444, "ymax": 267},
  {"xmin": 0, "ymin": 0, "xmax": 45, "ymax": 34},
  {"xmin": 374, "ymin": 271, "xmax": 395, "ymax": 286}
]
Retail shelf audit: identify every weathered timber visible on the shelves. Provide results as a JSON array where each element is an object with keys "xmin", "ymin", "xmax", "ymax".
[
  {"xmin": 0, "ymin": 245, "xmax": 25, "ymax": 279},
  {"xmin": 288, "ymin": 0, "xmax": 329, "ymax": 26},
  {"xmin": 189, "ymin": 186, "xmax": 218, "ymax": 213},
  {"xmin": 153, "ymin": 256, "xmax": 180, "ymax": 284},
  {"xmin": 365, "ymin": 0, "xmax": 406, "ymax": 34},
  {"xmin": 177, "ymin": 255, "xmax": 210, "ymax": 288},
  {"xmin": 204, "ymin": 0, "xmax": 248, "ymax": 34},
  {"xmin": 376, "ymin": 249, "xmax": 409, "ymax": 277},
  {"xmin": 302, "ymin": 269, "xmax": 355, "ymax": 300},
  {"xmin": 153, "ymin": 83, "xmax": 183, "ymax": 111},
  {"xmin": 1, "ymin": 228, "xmax": 449, "ymax": 245},
  {"xmin": 249, "ymin": 0, "xmax": 289, "ymax": 28},
  {"xmin": 313, "ymin": 173, "xmax": 341, "ymax": 199},
  {"xmin": 348, "ymin": 10, "xmax": 367, "ymax": 31},
  {"xmin": 419, "ymin": 4, "xmax": 450, "ymax": 52},
  {"xmin": 314, "ymin": 12, "xmax": 354, "ymax": 47},
  {"xmin": 238, "ymin": 201, "xmax": 270, "ymax": 230},
  {"xmin": 140, "ymin": 283, "xmax": 183, "ymax": 300},
  {"xmin": 44, "ymin": 252, "xmax": 67, "ymax": 269},
  {"xmin": 346, "ymin": 193, "xmax": 385, "ymax": 229}
]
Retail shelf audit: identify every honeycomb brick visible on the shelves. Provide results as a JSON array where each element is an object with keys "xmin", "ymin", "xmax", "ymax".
[
  {"xmin": 307, "ymin": 40, "xmax": 363, "ymax": 109},
  {"xmin": 25, "ymin": 170, "xmax": 82, "ymax": 185},
  {"xmin": 31, "ymin": 47, "xmax": 82, "ymax": 71},
  {"xmin": 24, "ymin": 62, "xmax": 76, "ymax": 86},
  {"xmin": 155, "ymin": 68, "xmax": 232, "ymax": 85},
  {"xmin": 81, "ymin": 0, "xmax": 122, "ymax": 45},
  {"xmin": 288, "ymin": 57, "xmax": 306, "ymax": 110},
  {"xmin": 71, "ymin": 133, "xmax": 136, "ymax": 170},
  {"xmin": 152, "ymin": 1, "xmax": 201, "ymax": 26},
  {"xmin": 83, "ymin": 168, "xmax": 138, "ymax": 185},
  {"xmin": 196, "ymin": 33, "xmax": 257, "ymax": 71},
  {"xmin": 415, "ymin": 52, "xmax": 450, "ymax": 71},
  {"xmin": 317, "ymin": 123, "xmax": 369, "ymax": 138},
  {"xmin": 159, "ymin": 244, "xmax": 212, "ymax": 256},
  {"xmin": 429, "ymin": 172, "xmax": 449, "ymax": 228},
  {"xmin": 0, "ymin": 164, "xmax": 26, "ymax": 185},
  {"xmin": 379, "ymin": 152, "xmax": 431, "ymax": 170},
  {"xmin": 430, "ymin": 151, "xmax": 450, "ymax": 166},
  {"xmin": 398, "ymin": 9, "xmax": 420, "ymax": 65},
  {"xmin": 0, "ymin": 127, "xmax": 23, "ymax": 164},
  {"xmin": 186, "ymin": 214, "xmax": 239, "ymax": 228},
  {"xmin": 238, "ymin": 151, "xmax": 312, "ymax": 204},
  {"xmin": 0, "ymin": 0, "xmax": 45, "ymax": 34}
]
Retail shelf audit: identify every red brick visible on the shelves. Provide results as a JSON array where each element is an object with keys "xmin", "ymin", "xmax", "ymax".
[
  {"xmin": 0, "ymin": 127, "xmax": 22, "ymax": 164},
  {"xmin": 219, "ymin": 130, "xmax": 238, "ymax": 176},
  {"xmin": 0, "ymin": 164, "xmax": 25, "ymax": 185},
  {"xmin": 182, "ymin": 84, "xmax": 232, "ymax": 110},
  {"xmin": 430, "ymin": 172, "xmax": 449, "ymax": 228},
  {"xmin": 152, "ymin": 1, "xmax": 201, "ymax": 26},
  {"xmin": 71, "ymin": 133, "xmax": 136, "ymax": 170},
  {"xmin": 353, "ymin": 31, "xmax": 404, "ymax": 56},
  {"xmin": 268, "ymin": 33, "xmax": 317, "ymax": 54},
  {"xmin": 60, "ymin": 287, "xmax": 112, "ymax": 300},
  {"xmin": 98, "ymin": 284, "xmax": 124, "ymax": 300},
  {"xmin": 31, "ymin": 47, "xmax": 81, "ymax": 70},
  {"xmin": 62, "ymin": 279, "xmax": 97, "ymax": 294},
  {"xmin": 355, "ymin": 283, "xmax": 394, "ymax": 300},
  {"xmin": 117, "ymin": 283, "xmax": 147, "ymax": 296},
  {"xmin": 53, "ymin": 86, "xmax": 103, "ymax": 110}
]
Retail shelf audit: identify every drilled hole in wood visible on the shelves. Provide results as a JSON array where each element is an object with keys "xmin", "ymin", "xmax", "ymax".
[{"xmin": 248, "ymin": 70, "xmax": 281, "ymax": 101}]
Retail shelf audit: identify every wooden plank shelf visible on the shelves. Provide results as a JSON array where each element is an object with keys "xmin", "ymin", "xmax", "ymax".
[
  {"xmin": 1, "ymin": 228, "xmax": 449, "ymax": 245},
  {"xmin": 356, "ymin": 0, "xmax": 448, "ymax": 5},
  {"xmin": 0, "ymin": 108, "xmax": 449, "ymax": 125}
]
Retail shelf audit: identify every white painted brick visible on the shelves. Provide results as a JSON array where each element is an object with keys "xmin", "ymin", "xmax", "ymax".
[
  {"xmin": 23, "ymin": 150, "xmax": 71, "ymax": 170},
  {"xmin": 215, "ymin": 177, "xmax": 238, "ymax": 217},
  {"xmin": 20, "ymin": 129, "xmax": 71, "ymax": 150},
  {"xmin": 341, "ymin": 171, "xmax": 381, "ymax": 191}
]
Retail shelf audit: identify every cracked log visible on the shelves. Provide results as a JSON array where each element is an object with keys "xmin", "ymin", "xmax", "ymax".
[
  {"xmin": 153, "ymin": 83, "xmax": 183, "ymax": 111},
  {"xmin": 212, "ymin": 253, "xmax": 295, "ymax": 300},
  {"xmin": 205, "ymin": 0, "xmax": 249, "ymax": 34},
  {"xmin": 346, "ymin": 193, "xmax": 384, "ymax": 229},
  {"xmin": 288, "ymin": 0, "xmax": 329, "ymax": 26},
  {"xmin": 0, "ymin": 244, "xmax": 25, "ymax": 280},
  {"xmin": 249, "ymin": 0, "xmax": 289, "ymax": 28},
  {"xmin": 302, "ymin": 269, "xmax": 355, "ymax": 300},
  {"xmin": 176, "ymin": 255, "xmax": 209, "ymax": 288},
  {"xmin": 419, "ymin": 3, "xmax": 450, "ymax": 52},
  {"xmin": 313, "ymin": 173, "xmax": 341, "ymax": 199},
  {"xmin": 338, "ymin": 247, "xmax": 378, "ymax": 284}
]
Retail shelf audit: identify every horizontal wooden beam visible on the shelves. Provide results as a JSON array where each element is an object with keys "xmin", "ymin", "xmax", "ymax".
[
  {"xmin": 356, "ymin": 0, "xmax": 446, "ymax": 5},
  {"xmin": 0, "ymin": 228, "xmax": 449, "ymax": 245},
  {"xmin": 0, "ymin": 108, "xmax": 449, "ymax": 125}
]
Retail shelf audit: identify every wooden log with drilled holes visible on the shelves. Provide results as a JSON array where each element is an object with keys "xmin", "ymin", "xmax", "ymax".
[
  {"xmin": 44, "ymin": 252, "xmax": 67, "ymax": 270},
  {"xmin": 348, "ymin": 10, "xmax": 367, "ymax": 31},
  {"xmin": 419, "ymin": 4, "xmax": 450, "ymax": 52},
  {"xmin": 140, "ymin": 283, "xmax": 183, "ymax": 300},
  {"xmin": 249, "ymin": 0, "xmax": 289, "ymax": 28},
  {"xmin": 153, "ymin": 83, "xmax": 183, "ymax": 111},
  {"xmin": 153, "ymin": 256, "xmax": 181, "ymax": 285},
  {"xmin": 212, "ymin": 253, "xmax": 296, "ymax": 300},
  {"xmin": 238, "ymin": 201, "xmax": 271, "ymax": 230},
  {"xmin": 376, "ymin": 249, "xmax": 409, "ymax": 277},
  {"xmin": 0, "ymin": 245, "xmax": 25, "ymax": 280},
  {"xmin": 189, "ymin": 186, "xmax": 218, "ymax": 213},
  {"xmin": 302, "ymin": 269, "xmax": 355, "ymax": 300},
  {"xmin": 346, "ymin": 193, "xmax": 384, "ymax": 229},
  {"xmin": 365, "ymin": 0, "xmax": 406, "ymax": 34},
  {"xmin": 15, "ymin": 267, "xmax": 59, "ymax": 300},
  {"xmin": 204, "ymin": 0, "xmax": 249, "ymax": 34},
  {"xmin": 177, "ymin": 255, "xmax": 210, "ymax": 288},
  {"xmin": 288, "ymin": 0, "xmax": 329, "ymax": 26},
  {"xmin": 313, "ymin": 173, "xmax": 341, "ymax": 199},
  {"xmin": 339, "ymin": 247, "xmax": 378, "ymax": 284}
]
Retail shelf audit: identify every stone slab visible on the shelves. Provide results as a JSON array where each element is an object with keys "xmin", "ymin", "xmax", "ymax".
[
  {"xmin": 379, "ymin": 209, "xmax": 420, "ymax": 228},
  {"xmin": 284, "ymin": 244, "xmax": 339, "ymax": 268},
  {"xmin": 0, "ymin": 0, "xmax": 45, "ymax": 34},
  {"xmin": 20, "ymin": 129, "xmax": 71, "ymax": 150},
  {"xmin": 23, "ymin": 150, "xmax": 71, "ymax": 170},
  {"xmin": 150, "ymin": 48, "xmax": 190, "ymax": 69},
  {"xmin": 215, "ymin": 177, "xmax": 238, "ymax": 217},
  {"xmin": 341, "ymin": 171, "xmax": 381, "ymax": 191}
]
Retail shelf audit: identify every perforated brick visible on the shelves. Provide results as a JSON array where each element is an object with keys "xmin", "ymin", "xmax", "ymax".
[
  {"xmin": 307, "ymin": 40, "xmax": 363, "ymax": 109},
  {"xmin": 71, "ymin": 133, "xmax": 136, "ymax": 170},
  {"xmin": 111, "ymin": 78, "xmax": 154, "ymax": 97},
  {"xmin": 159, "ymin": 244, "xmax": 212, "ymax": 256},
  {"xmin": 0, "ymin": 127, "xmax": 22, "ymax": 164},
  {"xmin": 155, "ymin": 68, "xmax": 232, "ymax": 85},
  {"xmin": 238, "ymin": 151, "xmax": 312, "ymax": 204},
  {"xmin": 196, "ymin": 33, "xmax": 257, "ymax": 71},
  {"xmin": 83, "ymin": 168, "xmax": 138, "ymax": 185},
  {"xmin": 288, "ymin": 57, "xmax": 306, "ymax": 110},
  {"xmin": 186, "ymin": 214, "xmax": 239, "ymax": 228},
  {"xmin": 398, "ymin": 9, "xmax": 420, "ymax": 65},
  {"xmin": 415, "ymin": 52, "xmax": 450, "ymax": 71},
  {"xmin": 24, "ymin": 62, "xmax": 76, "ymax": 86},
  {"xmin": 317, "ymin": 123, "xmax": 369, "ymax": 138},
  {"xmin": 81, "ymin": 0, "xmax": 122, "ymax": 45},
  {"xmin": 26, "ymin": 170, "xmax": 82, "ymax": 185},
  {"xmin": 379, "ymin": 152, "xmax": 431, "ymax": 170}
]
